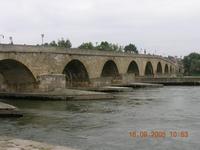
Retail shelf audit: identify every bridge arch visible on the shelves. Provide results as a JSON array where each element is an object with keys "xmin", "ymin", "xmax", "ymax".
[
  {"xmin": 127, "ymin": 60, "xmax": 139, "ymax": 76},
  {"xmin": 164, "ymin": 64, "xmax": 169, "ymax": 74},
  {"xmin": 145, "ymin": 61, "xmax": 154, "ymax": 76},
  {"xmin": 156, "ymin": 62, "xmax": 162, "ymax": 75},
  {"xmin": 101, "ymin": 60, "xmax": 119, "ymax": 77},
  {"xmin": 0, "ymin": 59, "xmax": 37, "ymax": 91},
  {"xmin": 63, "ymin": 59, "xmax": 90, "ymax": 87}
]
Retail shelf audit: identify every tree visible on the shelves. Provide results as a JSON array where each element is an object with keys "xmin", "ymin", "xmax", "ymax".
[
  {"xmin": 183, "ymin": 52, "xmax": 200, "ymax": 75},
  {"xmin": 191, "ymin": 59, "xmax": 200, "ymax": 73},
  {"xmin": 49, "ymin": 40, "xmax": 57, "ymax": 47},
  {"xmin": 79, "ymin": 42, "xmax": 94, "ymax": 49},
  {"xmin": 78, "ymin": 41, "xmax": 123, "ymax": 52},
  {"xmin": 65, "ymin": 39, "xmax": 72, "ymax": 48},
  {"xmin": 96, "ymin": 41, "xmax": 113, "ymax": 51},
  {"xmin": 95, "ymin": 41, "xmax": 123, "ymax": 51},
  {"xmin": 111, "ymin": 44, "xmax": 123, "ymax": 52},
  {"xmin": 43, "ymin": 43, "xmax": 49, "ymax": 46},
  {"xmin": 124, "ymin": 44, "xmax": 138, "ymax": 54},
  {"xmin": 41, "ymin": 38, "xmax": 72, "ymax": 48},
  {"xmin": 57, "ymin": 38, "xmax": 72, "ymax": 48}
]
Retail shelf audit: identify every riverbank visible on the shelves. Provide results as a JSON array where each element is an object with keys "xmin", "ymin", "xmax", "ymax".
[
  {"xmin": 0, "ymin": 136, "xmax": 76, "ymax": 150},
  {"xmin": 136, "ymin": 76, "xmax": 200, "ymax": 86},
  {"xmin": 0, "ymin": 88, "xmax": 114, "ymax": 100},
  {"xmin": 0, "ymin": 102, "xmax": 22, "ymax": 117},
  {"xmin": 113, "ymin": 82, "xmax": 164, "ymax": 88},
  {"xmin": 1, "ymin": 78, "xmax": 199, "ymax": 101},
  {"xmin": 0, "ymin": 83, "xmax": 164, "ymax": 101}
]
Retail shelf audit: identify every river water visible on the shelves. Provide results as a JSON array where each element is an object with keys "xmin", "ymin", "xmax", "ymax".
[{"xmin": 0, "ymin": 86, "xmax": 200, "ymax": 150}]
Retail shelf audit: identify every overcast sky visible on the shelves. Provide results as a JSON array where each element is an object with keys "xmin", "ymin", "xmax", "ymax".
[{"xmin": 0, "ymin": 0, "xmax": 200, "ymax": 56}]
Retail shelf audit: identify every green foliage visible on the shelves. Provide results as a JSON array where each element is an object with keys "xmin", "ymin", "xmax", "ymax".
[
  {"xmin": 43, "ymin": 43, "xmax": 49, "ymax": 46},
  {"xmin": 111, "ymin": 44, "xmax": 124, "ymax": 51},
  {"xmin": 124, "ymin": 44, "xmax": 138, "ymax": 54},
  {"xmin": 96, "ymin": 41, "xmax": 113, "ymax": 51},
  {"xmin": 78, "ymin": 41, "xmax": 124, "ymax": 52},
  {"xmin": 49, "ymin": 41, "xmax": 57, "ymax": 47},
  {"xmin": 79, "ymin": 41, "xmax": 138, "ymax": 53},
  {"xmin": 183, "ymin": 52, "xmax": 200, "ymax": 75},
  {"xmin": 79, "ymin": 42, "xmax": 94, "ymax": 49},
  {"xmin": 44, "ymin": 39, "xmax": 138, "ymax": 54},
  {"xmin": 57, "ymin": 39, "xmax": 72, "ymax": 48},
  {"xmin": 43, "ymin": 38, "xmax": 72, "ymax": 48}
]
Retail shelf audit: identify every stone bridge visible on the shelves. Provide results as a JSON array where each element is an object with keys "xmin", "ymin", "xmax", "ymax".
[{"xmin": 0, "ymin": 44, "xmax": 177, "ymax": 92}]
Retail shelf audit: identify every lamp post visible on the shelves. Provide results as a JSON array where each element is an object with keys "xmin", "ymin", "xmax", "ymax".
[
  {"xmin": 0, "ymin": 34, "xmax": 4, "ymax": 44},
  {"xmin": 9, "ymin": 36, "xmax": 13, "ymax": 45},
  {"xmin": 41, "ymin": 34, "xmax": 44, "ymax": 45}
]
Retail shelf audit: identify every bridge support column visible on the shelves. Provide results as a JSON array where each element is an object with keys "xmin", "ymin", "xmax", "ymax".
[
  {"xmin": 37, "ymin": 74, "xmax": 66, "ymax": 92},
  {"xmin": 89, "ymin": 73, "xmax": 136, "ymax": 87},
  {"xmin": 121, "ymin": 73, "xmax": 135, "ymax": 84},
  {"xmin": 90, "ymin": 77, "xmax": 113, "ymax": 87}
]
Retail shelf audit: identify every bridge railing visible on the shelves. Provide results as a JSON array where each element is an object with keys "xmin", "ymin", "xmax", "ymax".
[{"xmin": 0, "ymin": 44, "xmax": 175, "ymax": 65}]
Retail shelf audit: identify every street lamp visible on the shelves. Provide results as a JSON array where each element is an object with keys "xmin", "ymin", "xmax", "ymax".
[
  {"xmin": 0, "ymin": 34, "xmax": 4, "ymax": 44},
  {"xmin": 41, "ymin": 34, "xmax": 44, "ymax": 45},
  {"xmin": 9, "ymin": 36, "xmax": 13, "ymax": 45}
]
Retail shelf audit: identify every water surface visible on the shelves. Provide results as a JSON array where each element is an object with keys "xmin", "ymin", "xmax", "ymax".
[{"xmin": 1, "ymin": 86, "xmax": 200, "ymax": 150}]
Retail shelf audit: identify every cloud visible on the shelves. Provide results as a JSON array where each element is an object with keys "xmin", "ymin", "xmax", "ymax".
[{"xmin": 0, "ymin": 0, "xmax": 200, "ymax": 56}]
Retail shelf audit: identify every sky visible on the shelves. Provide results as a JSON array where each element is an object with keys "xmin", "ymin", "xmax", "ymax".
[{"xmin": 0, "ymin": 0, "xmax": 200, "ymax": 57}]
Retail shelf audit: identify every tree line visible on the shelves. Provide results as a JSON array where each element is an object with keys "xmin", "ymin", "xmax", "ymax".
[
  {"xmin": 43, "ymin": 38, "xmax": 72, "ymax": 48},
  {"xmin": 183, "ymin": 52, "xmax": 200, "ymax": 76},
  {"xmin": 42, "ymin": 39, "xmax": 139, "ymax": 54},
  {"xmin": 79, "ymin": 41, "xmax": 138, "ymax": 53}
]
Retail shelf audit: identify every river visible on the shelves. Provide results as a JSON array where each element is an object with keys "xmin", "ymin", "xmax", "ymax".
[{"xmin": 0, "ymin": 86, "xmax": 200, "ymax": 150}]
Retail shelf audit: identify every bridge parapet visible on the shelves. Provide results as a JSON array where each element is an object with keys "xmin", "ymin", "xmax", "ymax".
[{"xmin": 0, "ymin": 44, "xmax": 174, "ymax": 64}]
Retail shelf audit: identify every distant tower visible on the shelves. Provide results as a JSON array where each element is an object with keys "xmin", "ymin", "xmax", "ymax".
[{"xmin": 41, "ymin": 34, "xmax": 44, "ymax": 45}]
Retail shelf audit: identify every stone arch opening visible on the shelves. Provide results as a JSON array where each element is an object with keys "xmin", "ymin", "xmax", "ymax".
[
  {"xmin": 156, "ymin": 62, "xmax": 162, "ymax": 75},
  {"xmin": 63, "ymin": 59, "xmax": 89, "ymax": 87},
  {"xmin": 101, "ymin": 60, "xmax": 119, "ymax": 77},
  {"xmin": 145, "ymin": 61, "xmax": 154, "ymax": 76},
  {"xmin": 127, "ymin": 61, "xmax": 139, "ymax": 76},
  {"xmin": 164, "ymin": 64, "xmax": 169, "ymax": 74},
  {"xmin": 0, "ymin": 59, "xmax": 37, "ymax": 92}
]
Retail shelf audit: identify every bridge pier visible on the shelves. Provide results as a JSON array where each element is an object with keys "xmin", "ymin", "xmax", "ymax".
[
  {"xmin": 89, "ymin": 73, "xmax": 136, "ymax": 87},
  {"xmin": 37, "ymin": 74, "xmax": 66, "ymax": 92},
  {"xmin": 36, "ymin": 73, "xmax": 136, "ymax": 91}
]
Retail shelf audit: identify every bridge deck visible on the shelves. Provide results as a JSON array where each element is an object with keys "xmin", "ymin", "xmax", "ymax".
[{"xmin": 0, "ymin": 44, "xmax": 173, "ymax": 63}]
